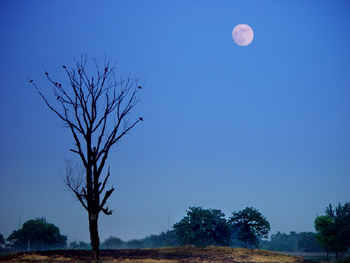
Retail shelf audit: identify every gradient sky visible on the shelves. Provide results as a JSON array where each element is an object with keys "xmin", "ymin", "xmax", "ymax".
[{"xmin": 0, "ymin": 1, "xmax": 349, "ymax": 244}]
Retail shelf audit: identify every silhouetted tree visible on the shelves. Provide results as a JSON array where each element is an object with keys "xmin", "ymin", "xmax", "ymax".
[
  {"xmin": 30, "ymin": 54, "xmax": 143, "ymax": 262},
  {"xmin": 6, "ymin": 218, "xmax": 67, "ymax": 250},
  {"xmin": 229, "ymin": 207, "xmax": 270, "ymax": 248},
  {"xmin": 325, "ymin": 202, "xmax": 350, "ymax": 254},
  {"xmin": 173, "ymin": 207, "xmax": 231, "ymax": 247}
]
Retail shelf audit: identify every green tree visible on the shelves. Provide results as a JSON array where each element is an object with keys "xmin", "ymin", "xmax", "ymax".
[
  {"xmin": 30, "ymin": 55, "xmax": 143, "ymax": 262},
  {"xmin": 6, "ymin": 218, "xmax": 67, "ymax": 251},
  {"xmin": 173, "ymin": 207, "xmax": 231, "ymax": 247},
  {"xmin": 101, "ymin": 236, "xmax": 123, "ymax": 249},
  {"xmin": 229, "ymin": 207, "xmax": 270, "ymax": 248},
  {"xmin": 314, "ymin": 215, "xmax": 335, "ymax": 260},
  {"xmin": 318, "ymin": 202, "xmax": 350, "ymax": 260}
]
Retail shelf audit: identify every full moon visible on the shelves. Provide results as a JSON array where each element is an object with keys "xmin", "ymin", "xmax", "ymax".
[{"xmin": 232, "ymin": 24, "xmax": 254, "ymax": 46}]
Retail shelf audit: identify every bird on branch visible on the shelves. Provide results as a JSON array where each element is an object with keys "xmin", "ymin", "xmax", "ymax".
[
  {"xmin": 57, "ymin": 96, "xmax": 61, "ymax": 100},
  {"xmin": 139, "ymin": 117, "xmax": 144, "ymax": 121},
  {"xmin": 102, "ymin": 206, "xmax": 113, "ymax": 215},
  {"xmin": 104, "ymin": 67, "xmax": 108, "ymax": 72},
  {"xmin": 138, "ymin": 86, "xmax": 143, "ymax": 89},
  {"xmin": 78, "ymin": 69, "xmax": 82, "ymax": 75},
  {"xmin": 62, "ymin": 65, "xmax": 67, "ymax": 69},
  {"xmin": 45, "ymin": 72, "xmax": 49, "ymax": 76},
  {"xmin": 29, "ymin": 79, "xmax": 33, "ymax": 83}
]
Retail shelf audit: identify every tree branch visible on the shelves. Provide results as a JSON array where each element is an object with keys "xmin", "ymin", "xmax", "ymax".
[{"xmin": 99, "ymin": 187, "xmax": 115, "ymax": 214}]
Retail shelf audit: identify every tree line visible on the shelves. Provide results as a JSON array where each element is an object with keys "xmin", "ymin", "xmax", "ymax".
[
  {"xmin": 100, "ymin": 206, "xmax": 270, "ymax": 249},
  {"xmin": 1, "ymin": 206, "xmax": 270, "ymax": 250},
  {"xmin": 1, "ymin": 202, "xmax": 349, "ymax": 256},
  {"xmin": 260, "ymin": 231, "xmax": 323, "ymax": 252}
]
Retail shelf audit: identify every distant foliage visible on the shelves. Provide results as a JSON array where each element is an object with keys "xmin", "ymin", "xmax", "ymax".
[
  {"xmin": 68, "ymin": 241, "xmax": 91, "ymax": 250},
  {"xmin": 140, "ymin": 230, "xmax": 180, "ymax": 248},
  {"xmin": 260, "ymin": 231, "xmax": 323, "ymax": 252},
  {"xmin": 6, "ymin": 218, "xmax": 67, "ymax": 251},
  {"xmin": 101, "ymin": 236, "xmax": 123, "ymax": 249},
  {"xmin": 99, "ymin": 230, "xmax": 180, "ymax": 250},
  {"xmin": 126, "ymin": 239, "xmax": 144, "ymax": 249}
]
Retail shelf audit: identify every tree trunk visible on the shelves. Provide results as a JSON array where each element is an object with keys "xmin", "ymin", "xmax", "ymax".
[{"xmin": 89, "ymin": 213, "xmax": 100, "ymax": 262}]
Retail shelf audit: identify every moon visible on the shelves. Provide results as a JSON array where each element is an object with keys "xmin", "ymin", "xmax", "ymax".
[{"xmin": 232, "ymin": 24, "xmax": 254, "ymax": 46}]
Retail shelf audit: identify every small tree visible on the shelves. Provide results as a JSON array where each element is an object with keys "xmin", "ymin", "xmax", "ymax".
[
  {"xmin": 173, "ymin": 207, "xmax": 231, "ymax": 247},
  {"xmin": 30, "ymin": 54, "xmax": 143, "ymax": 262},
  {"xmin": 229, "ymin": 207, "xmax": 270, "ymax": 248},
  {"xmin": 6, "ymin": 218, "xmax": 67, "ymax": 250}
]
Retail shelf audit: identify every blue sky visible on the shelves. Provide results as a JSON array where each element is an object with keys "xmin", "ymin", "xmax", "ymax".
[{"xmin": 0, "ymin": 1, "xmax": 349, "ymax": 244}]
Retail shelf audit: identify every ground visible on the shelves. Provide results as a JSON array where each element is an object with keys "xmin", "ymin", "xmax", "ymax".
[{"xmin": 0, "ymin": 246, "xmax": 318, "ymax": 263}]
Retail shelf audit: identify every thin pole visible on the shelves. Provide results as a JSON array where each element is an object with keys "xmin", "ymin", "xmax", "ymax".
[{"xmin": 167, "ymin": 212, "xmax": 170, "ymax": 231}]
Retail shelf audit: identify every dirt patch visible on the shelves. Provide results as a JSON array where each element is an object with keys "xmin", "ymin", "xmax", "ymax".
[{"xmin": 0, "ymin": 246, "xmax": 317, "ymax": 263}]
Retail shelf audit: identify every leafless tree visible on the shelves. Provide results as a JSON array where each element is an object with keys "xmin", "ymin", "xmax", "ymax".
[{"xmin": 30, "ymin": 54, "xmax": 143, "ymax": 262}]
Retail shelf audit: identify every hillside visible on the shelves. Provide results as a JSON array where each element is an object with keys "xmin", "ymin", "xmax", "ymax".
[{"xmin": 0, "ymin": 246, "xmax": 317, "ymax": 262}]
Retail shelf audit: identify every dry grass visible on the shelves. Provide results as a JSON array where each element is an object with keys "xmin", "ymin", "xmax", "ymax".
[
  {"xmin": 0, "ymin": 252, "xmax": 73, "ymax": 262},
  {"xmin": 102, "ymin": 260, "xmax": 178, "ymax": 263},
  {"xmin": 231, "ymin": 248, "xmax": 302, "ymax": 262},
  {"xmin": 17, "ymin": 253, "xmax": 51, "ymax": 261},
  {"xmin": 0, "ymin": 246, "xmax": 315, "ymax": 263}
]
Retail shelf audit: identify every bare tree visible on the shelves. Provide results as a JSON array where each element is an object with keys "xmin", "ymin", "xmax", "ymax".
[{"xmin": 30, "ymin": 54, "xmax": 143, "ymax": 262}]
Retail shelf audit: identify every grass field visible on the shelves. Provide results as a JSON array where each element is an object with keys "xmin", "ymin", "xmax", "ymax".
[
  {"xmin": 276, "ymin": 252, "xmax": 350, "ymax": 263},
  {"xmin": 0, "ymin": 246, "xmax": 318, "ymax": 263}
]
